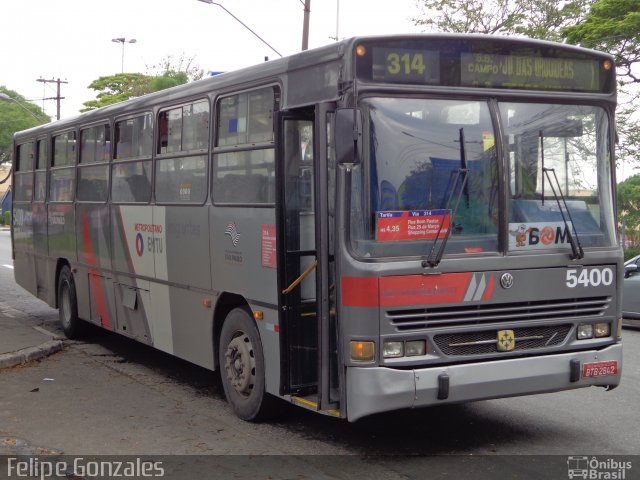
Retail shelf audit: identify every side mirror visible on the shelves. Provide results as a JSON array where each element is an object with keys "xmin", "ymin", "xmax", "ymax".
[
  {"xmin": 335, "ymin": 108, "xmax": 363, "ymax": 165},
  {"xmin": 624, "ymin": 263, "xmax": 638, "ymax": 278}
]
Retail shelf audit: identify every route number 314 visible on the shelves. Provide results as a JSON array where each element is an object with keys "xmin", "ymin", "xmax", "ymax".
[
  {"xmin": 387, "ymin": 53, "xmax": 426, "ymax": 75},
  {"xmin": 566, "ymin": 267, "xmax": 614, "ymax": 288}
]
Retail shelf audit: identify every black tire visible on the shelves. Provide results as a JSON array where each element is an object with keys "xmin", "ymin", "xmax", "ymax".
[
  {"xmin": 218, "ymin": 307, "xmax": 281, "ymax": 421},
  {"xmin": 57, "ymin": 265, "xmax": 84, "ymax": 339}
]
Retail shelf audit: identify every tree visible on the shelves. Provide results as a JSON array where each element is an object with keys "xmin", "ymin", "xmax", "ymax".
[
  {"xmin": 618, "ymin": 175, "xmax": 640, "ymax": 246},
  {"xmin": 562, "ymin": 0, "xmax": 640, "ymax": 84},
  {"xmin": 0, "ymin": 87, "xmax": 49, "ymax": 165},
  {"xmin": 81, "ymin": 73, "xmax": 154, "ymax": 112},
  {"xmin": 413, "ymin": 0, "xmax": 592, "ymax": 41},
  {"xmin": 149, "ymin": 70, "xmax": 189, "ymax": 92},
  {"xmin": 562, "ymin": 0, "xmax": 640, "ymax": 169},
  {"xmin": 146, "ymin": 54, "xmax": 205, "ymax": 82},
  {"xmin": 82, "ymin": 55, "xmax": 204, "ymax": 112}
]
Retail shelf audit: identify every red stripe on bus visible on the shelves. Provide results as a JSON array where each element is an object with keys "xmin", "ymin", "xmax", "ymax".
[
  {"xmin": 341, "ymin": 277, "xmax": 380, "ymax": 307},
  {"xmin": 342, "ymin": 273, "xmax": 475, "ymax": 307},
  {"xmin": 379, "ymin": 273, "xmax": 474, "ymax": 306},
  {"xmin": 482, "ymin": 274, "xmax": 495, "ymax": 301},
  {"xmin": 82, "ymin": 210, "xmax": 113, "ymax": 330}
]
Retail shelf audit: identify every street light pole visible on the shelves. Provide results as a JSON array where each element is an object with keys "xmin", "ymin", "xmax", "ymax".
[
  {"xmin": 0, "ymin": 93, "xmax": 48, "ymax": 123},
  {"xmin": 196, "ymin": 0, "xmax": 282, "ymax": 58},
  {"xmin": 111, "ymin": 37, "xmax": 137, "ymax": 73},
  {"xmin": 302, "ymin": 0, "xmax": 311, "ymax": 51}
]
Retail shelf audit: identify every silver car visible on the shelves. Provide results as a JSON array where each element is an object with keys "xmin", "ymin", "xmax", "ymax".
[{"xmin": 623, "ymin": 254, "xmax": 640, "ymax": 326}]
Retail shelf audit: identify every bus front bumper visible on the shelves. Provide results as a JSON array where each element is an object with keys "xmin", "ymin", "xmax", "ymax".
[{"xmin": 345, "ymin": 343, "xmax": 622, "ymax": 422}]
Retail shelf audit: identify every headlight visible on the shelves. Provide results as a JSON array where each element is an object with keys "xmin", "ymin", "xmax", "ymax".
[
  {"xmin": 577, "ymin": 324, "xmax": 594, "ymax": 340},
  {"xmin": 405, "ymin": 340, "xmax": 426, "ymax": 356},
  {"xmin": 594, "ymin": 323, "xmax": 611, "ymax": 338},
  {"xmin": 383, "ymin": 341, "xmax": 404, "ymax": 358}
]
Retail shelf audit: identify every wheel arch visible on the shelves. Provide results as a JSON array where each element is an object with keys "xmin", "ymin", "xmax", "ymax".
[{"xmin": 212, "ymin": 292, "xmax": 252, "ymax": 370}]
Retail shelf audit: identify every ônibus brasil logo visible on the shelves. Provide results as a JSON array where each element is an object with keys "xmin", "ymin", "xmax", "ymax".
[{"xmin": 567, "ymin": 456, "xmax": 632, "ymax": 479}]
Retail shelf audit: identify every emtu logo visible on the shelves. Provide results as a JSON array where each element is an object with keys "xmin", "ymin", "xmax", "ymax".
[
  {"xmin": 224, "ymin": 222, "xmax": 241, "ymax": 247},
  {"xmin": 135, "ymin": 233, "xmax": 144, "ymax": 256}
]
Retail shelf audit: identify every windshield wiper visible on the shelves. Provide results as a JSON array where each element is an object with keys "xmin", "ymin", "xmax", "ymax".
[
  {"xmin": 424, "ymin": 128, "xmax": 470, "ymax": 268},
  {"xmin": 539, "ymin": 130, "xmax": 584, "ymax": 260},
  {"xmin": 424, "ymin": 166, "xmax": 468, "ymax": 268},
  {"xmin": 459, "ymin": 128, "xmax": 470, "ymax": 207}
]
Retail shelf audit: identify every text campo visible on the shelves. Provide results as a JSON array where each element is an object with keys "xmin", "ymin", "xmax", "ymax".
[{"xmin": 468, "ymin": 55, "xmax": 575, "ymax": 80}]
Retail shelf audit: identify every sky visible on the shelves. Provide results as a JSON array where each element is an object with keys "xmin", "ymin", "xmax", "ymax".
[
  {"xmin": 2, "ymin": 0, "xmax": 636, "ymax": 181},
  {"xmin": 1, "ymin": 0, "xmax": 422, "ymax": 119}
]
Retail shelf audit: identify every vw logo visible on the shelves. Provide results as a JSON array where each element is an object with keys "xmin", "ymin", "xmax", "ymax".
[{"xmin": 500, "ymin": 273, "xmax": 514, "ymax": 289}]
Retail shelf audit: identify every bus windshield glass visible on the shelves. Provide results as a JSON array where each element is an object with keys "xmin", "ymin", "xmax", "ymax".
[
  {"xmin": 503, "ymin": 103, "xmax": 615, "ymax": 251},
  {"xmin": 351, "ymin": 97, "xmax": 499, "ymax": 258},
  {"xmin": 349, "ymin": 98, "xmax": 615, "ymax": 258}
]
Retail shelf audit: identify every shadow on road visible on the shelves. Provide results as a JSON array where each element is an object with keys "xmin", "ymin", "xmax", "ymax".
[{"xmin": 72, "ymin": 325, "xmax": 562, "ymax": 456}]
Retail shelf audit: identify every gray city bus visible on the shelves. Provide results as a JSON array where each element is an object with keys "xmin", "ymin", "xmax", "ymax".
[{"xmin": 12, "ymin": 34, "xmax": 622, "ymax": 422}]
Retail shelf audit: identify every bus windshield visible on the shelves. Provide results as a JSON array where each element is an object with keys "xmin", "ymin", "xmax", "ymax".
[
  {"xmin": 350, "ymin": 98, "xmax": 615, "ymax": 258},
  {"xmin": 503, "ymin": 103, "xmax": 615, "ymax": 251}
]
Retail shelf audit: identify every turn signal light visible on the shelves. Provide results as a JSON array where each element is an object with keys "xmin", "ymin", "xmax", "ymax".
[{"xmin": 350, "ymin": 341, "xmax": 375, "ymax": 362}]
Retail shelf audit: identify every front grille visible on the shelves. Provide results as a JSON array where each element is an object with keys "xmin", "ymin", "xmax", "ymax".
[
  {"xmin": 434, "ymin": 324, "xmax": 572, "ymax": 356},
  {"xmin": 388, "ymin": 297, "xmax": 610, "ymax": 331}
]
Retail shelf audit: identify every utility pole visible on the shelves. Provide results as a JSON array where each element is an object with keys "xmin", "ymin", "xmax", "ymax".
[
  {"xmin": 302, "ymin": 0, "xmax": 311, "ymax": 51},
  {"xmin": 36, "ymin": 77, "xmax": 67, "ymax": 120}
]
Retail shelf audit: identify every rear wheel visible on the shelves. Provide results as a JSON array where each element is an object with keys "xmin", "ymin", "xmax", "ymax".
[
  {"xmin": 219, "ymin": 307, "xmax": 281, "ymax": 421},
  {"xmin": 58, "ymin": 265, "xmax": 84, "ymax": 339}
]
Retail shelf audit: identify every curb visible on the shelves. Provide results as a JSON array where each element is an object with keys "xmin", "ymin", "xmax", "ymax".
[{"xmin": 0, "ymin": 339, "xmax": 64, "ymax": 370}]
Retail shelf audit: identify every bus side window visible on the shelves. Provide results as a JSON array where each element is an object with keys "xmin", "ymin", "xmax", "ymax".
[
  {"xmin": 15, "ymin": 142, "xmax": 34, "ymax": 202},
  {"xmin": 213, "ymin": 86, "xmax": 277, "ymax": 205}
]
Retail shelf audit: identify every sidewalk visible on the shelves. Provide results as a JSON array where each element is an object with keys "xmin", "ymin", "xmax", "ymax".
[{"xmin": 0, "ymin": 303, "xmax": 64, "ymax": 370}]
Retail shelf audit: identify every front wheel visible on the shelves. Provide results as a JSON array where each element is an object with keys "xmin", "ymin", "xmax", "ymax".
[
  {"xmin": 218, "ymin": 307, "xmax": 281, "ymax": 421},
  {"xmin": 58, "ymin": 265, "xmax": 84, "ymax": 339}
]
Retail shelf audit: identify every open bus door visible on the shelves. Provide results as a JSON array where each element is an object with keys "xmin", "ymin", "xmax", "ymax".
[{"xmin": 276, "ymin": 106, "xmax": 340, "ymax": 415}]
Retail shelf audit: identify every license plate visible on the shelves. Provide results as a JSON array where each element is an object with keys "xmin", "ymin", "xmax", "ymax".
[{"xmin": 582, "ymin": 361, "xmax": 618, "ymax": 378}]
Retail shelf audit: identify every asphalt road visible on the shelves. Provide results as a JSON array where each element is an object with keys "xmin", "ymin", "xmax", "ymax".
[{"xmin": 0, "ymin": 230, "xmax": 638, "ymax": 479}]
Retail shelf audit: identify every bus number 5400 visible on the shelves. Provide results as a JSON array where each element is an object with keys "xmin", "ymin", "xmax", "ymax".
[{"xmin": 566, "ymin": 267, "xmax": 613, "ymax": 288}]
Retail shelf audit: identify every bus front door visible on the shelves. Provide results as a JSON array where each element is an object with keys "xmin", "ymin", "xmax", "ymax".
[{"xmin": 277, "ymin": 108, "xmax": 337, "ymax": 413}]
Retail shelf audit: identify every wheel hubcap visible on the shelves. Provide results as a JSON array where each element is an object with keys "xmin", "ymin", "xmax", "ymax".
[{"xmin": 224, "ymin": 332, "xmax": 256, "ymax": 397}]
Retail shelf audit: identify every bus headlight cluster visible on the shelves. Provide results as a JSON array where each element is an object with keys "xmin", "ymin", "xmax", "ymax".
[
  {"xmin": 383, "ymin": 340, "xmax": 426, "ymax": 358},
  {"xmin": 577, "ymin": 323, "xmax": 610, "ymax": 340}
]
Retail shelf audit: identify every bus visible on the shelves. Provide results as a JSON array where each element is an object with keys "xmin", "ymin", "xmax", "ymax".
[{"xmin": 11, "ymin": 34, "xmax": 622, "ymax": 422}]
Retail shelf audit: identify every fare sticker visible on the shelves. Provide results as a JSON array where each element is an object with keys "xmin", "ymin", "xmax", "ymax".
[{"xmin": 376, "ymin": 210, "xmax": 451, "ymax": 242}]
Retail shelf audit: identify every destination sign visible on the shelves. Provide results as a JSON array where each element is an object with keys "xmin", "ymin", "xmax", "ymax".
[
  {"xmin": 355, "ymin": 38, "xmax": 614, "ymax": 93},
  {"xmin": 460, "ymin": 53, "xmax": 602, "ymax": 91}
]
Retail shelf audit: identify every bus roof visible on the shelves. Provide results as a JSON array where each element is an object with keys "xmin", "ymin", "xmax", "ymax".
[{"xmin": 13, "ymin": 33, "xmax": 615, "ymax": 141}]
